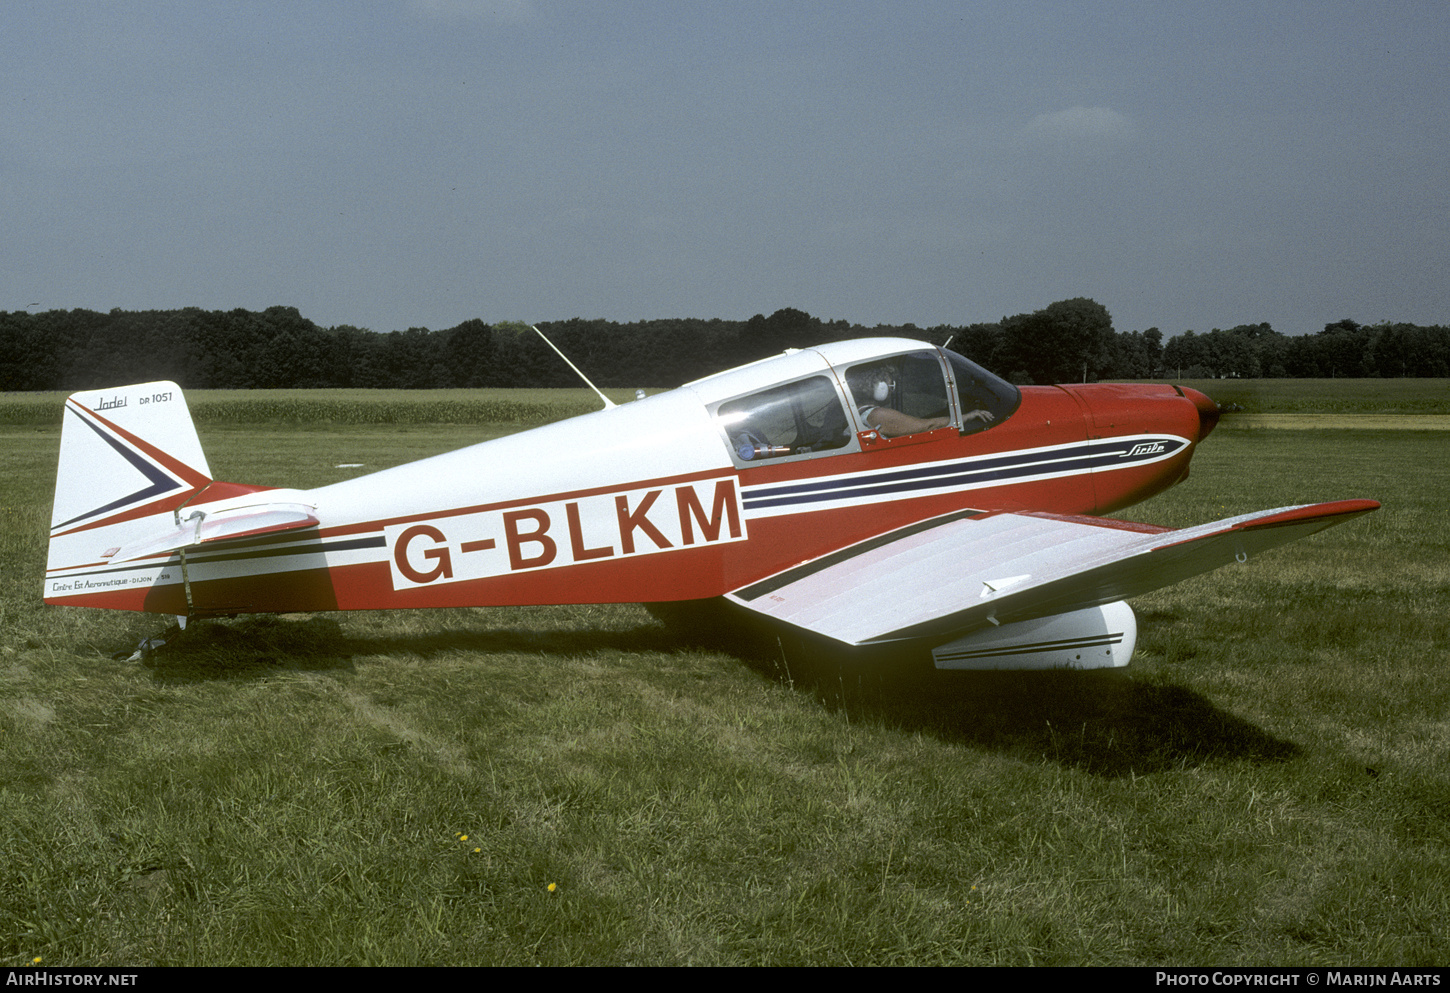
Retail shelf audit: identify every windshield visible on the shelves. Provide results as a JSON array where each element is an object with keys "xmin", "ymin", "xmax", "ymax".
[{"xmin": 944, "ymin": 350, "xmax": 1020, "ymax": 432}]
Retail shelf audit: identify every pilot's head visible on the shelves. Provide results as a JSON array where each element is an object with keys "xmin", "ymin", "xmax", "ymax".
[{"xmin": 849, "ymin": 363, "xmax": 895, "ymax": 406}]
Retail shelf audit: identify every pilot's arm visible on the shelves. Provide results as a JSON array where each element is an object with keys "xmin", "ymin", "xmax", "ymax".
[{"xmin": 864, "ymin": 406, "xmax": 951, "ymax": 438}]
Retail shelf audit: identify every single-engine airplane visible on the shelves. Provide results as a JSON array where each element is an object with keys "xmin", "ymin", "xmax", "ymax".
[{"xmin": 45, "ymin": 338, "xmax": 1378, "ymax": 670}]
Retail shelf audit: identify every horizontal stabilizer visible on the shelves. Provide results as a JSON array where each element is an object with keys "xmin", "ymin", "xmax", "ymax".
[
  {"xmin": 107, "ymin": 503, "xmax": 320, "ymax": 564},
  {"xmin": 726, "ymin": 500, "xmax": 1379, "ymax": 647}
]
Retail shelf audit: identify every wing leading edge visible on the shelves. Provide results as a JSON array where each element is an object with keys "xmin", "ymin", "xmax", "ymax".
[{"xmin": 725, "ymin": 499, "xmax": 1379, "ymax": 647}]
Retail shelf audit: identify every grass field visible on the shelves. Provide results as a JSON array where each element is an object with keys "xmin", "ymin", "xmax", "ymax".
[
  {"xmin": 1167, "ymin": 377, "xmax": 1450, "ymax": 416},
  {"xmin": 2, "ymin": 385, "xmax": 1447, "ymax": 966},
  {"xmin": 2, "ymin": 377, "xmax": 1446, "ymax": 425},
  {"xmin": 0, "ymin": 388, "xmax": 643, "ymax": 427}
]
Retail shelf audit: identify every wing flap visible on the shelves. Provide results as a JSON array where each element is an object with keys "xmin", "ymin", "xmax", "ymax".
[{"xmin": 726, "ymin": 499, "xmax": 1378, "ymax": 646}]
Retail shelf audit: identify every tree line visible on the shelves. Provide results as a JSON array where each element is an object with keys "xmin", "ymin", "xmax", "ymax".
[{"xmin": 3, "ymin": 302, "xmax": 1447, "ymax": 393}]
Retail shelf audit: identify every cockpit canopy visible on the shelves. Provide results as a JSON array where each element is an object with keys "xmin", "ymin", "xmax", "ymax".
[
  {"xmin": 693, "ymin": 340, "xmax": 1020, "ymax": 466},
  {"xmin": 715, "ymin": 375, "xmax": 850, "ymax": 462}
]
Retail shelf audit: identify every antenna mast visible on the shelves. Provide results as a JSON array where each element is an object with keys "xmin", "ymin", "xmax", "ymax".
[{"xmin": 531, "ymin": 325, "xmax": 616, "ymax": 410}]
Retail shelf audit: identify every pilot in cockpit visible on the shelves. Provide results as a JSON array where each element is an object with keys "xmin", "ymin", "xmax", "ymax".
[
  {"xmin": 957, "ymin": 393, "xmax": 997, "ymax": 433},
  {"xmin": 848, "ymin": 362, "xmax": 994, "ymax": 438}
]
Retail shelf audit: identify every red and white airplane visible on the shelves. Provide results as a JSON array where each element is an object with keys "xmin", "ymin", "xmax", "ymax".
[{"xmin": 45, "ymin": 337, "xmax": 1377, "ymax": 670}]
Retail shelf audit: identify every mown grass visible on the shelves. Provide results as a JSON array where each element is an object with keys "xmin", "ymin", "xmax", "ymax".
[
  {"xmin": 3, "ymin": 378, "xmax": 1447, "ymax": 426},
  {"xmin": 1, "ymin": 389, "xmax": 1446, "ymax": 966},
  {"xmin": 0, "ymin": 388, "xmax": 645, "ymax": 427},
  {"xmin": 1164, "ymin": 378, "xmax": 1450, "ymax": 415}
]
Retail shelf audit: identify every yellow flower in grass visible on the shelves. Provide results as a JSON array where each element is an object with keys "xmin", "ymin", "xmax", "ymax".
[{"xmin": 548, "ymin": 882, "xmax": 557, "ymax": 893}]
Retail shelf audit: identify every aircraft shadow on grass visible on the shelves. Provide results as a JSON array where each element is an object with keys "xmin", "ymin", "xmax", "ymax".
[
  {"xmin": 135, "ymin": 612, "xmax": 682, "ymax": 678},
  {"xmin": 137, "ymin": 611, "xmax": 1297, "ymax": 779}
]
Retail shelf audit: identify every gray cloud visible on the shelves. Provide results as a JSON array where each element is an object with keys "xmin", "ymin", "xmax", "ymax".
[{"xmin": 1019, "ymin": 106, "xmax": 1140, "ymax": 157}]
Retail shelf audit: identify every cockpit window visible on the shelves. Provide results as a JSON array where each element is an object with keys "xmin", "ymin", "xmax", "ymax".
[
  {"xmin": 944, "ymin": 350, "xmax": 1020, "ymax": 432},
  {"xmin": 715, "ymin": 375, "xmax": 853, "ymax": 463},
  {"xmin": 844, "ymin": 351, "xmax": 953, "ymax": 438}
]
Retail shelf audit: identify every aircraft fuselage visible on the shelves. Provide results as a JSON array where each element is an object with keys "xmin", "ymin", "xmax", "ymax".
[{"xmin": 44, "ymin": 339, "xmax": 1217, "ymax": 620}]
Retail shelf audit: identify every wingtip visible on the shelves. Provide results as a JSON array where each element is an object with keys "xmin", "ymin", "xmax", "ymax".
[{"xmin": 1236, "ymin": 499, "xmax": 1381, "ymax": 531}]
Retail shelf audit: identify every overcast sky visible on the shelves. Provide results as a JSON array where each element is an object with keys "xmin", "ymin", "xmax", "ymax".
[{"xmin": 5, "ymin": 1, "xmax": 1447, "ymax": 339}]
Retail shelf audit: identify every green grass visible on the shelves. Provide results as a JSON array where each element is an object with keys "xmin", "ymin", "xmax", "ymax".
[
  {"xmin": 0, "ymin": 388, "xmax": 647, "ymax": 427},
  {"xmin": 4, "ymin": 378, "xmax": 1448, "ymax": 427},
  {"xmin": 1153, "ymin": 378, "xmax": 1450, "ymax": 415},
  {"xmin": 1, "ymin": 390, "xmax": 1447, "ymax": 965}
]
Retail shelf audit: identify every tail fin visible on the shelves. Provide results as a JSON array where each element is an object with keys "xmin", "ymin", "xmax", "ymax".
[
  {"xmin": 46, "ymin": 382, "xmax": 213, "ymax": 610},
  {"xmin": 51, "ymin": 382, "xmax": 211, "ymax": 535}
]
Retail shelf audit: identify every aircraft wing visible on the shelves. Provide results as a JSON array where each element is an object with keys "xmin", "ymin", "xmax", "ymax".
[{"xmin": 725, "ymin": 500, "xmax": 1379, "ymax": 646}]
